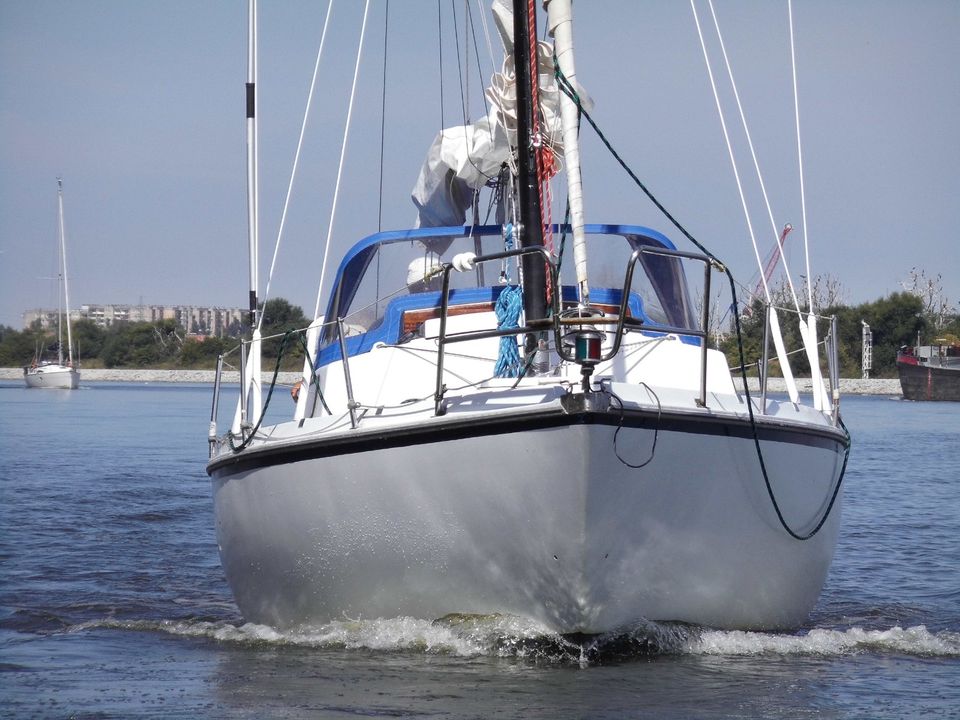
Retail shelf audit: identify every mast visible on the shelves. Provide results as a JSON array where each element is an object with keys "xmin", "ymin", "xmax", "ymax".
[
  {"xmin": 512, "ymin": 0, "xmax": 547, "ymax": 342},
  {"xmin": 56, "ymin": 183, "xmax": 63, "ymax": 367},
  {"xmin": 545, "ymin": 0, "xmax": 589, "ymax": 306},
  {"xmin": 240, "ymin": 0, "xmax": 262, "ymax": 430},
  {"xmin": 246, "ymin": 0, "xmax": 259, "ymax": 329},
  {"xmin": 57, "ymin": 178, "xmax": 74, "ymax": 366}
]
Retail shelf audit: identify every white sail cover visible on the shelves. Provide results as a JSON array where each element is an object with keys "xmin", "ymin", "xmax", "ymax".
[{"xmin": 412, "ymin": 0, "xmax": 588, "ymax": 228}]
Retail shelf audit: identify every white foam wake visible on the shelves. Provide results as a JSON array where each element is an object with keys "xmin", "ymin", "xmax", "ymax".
[
  {"xmin": 689, "ymin": 625, "xmax": 960, "ymax": 657},
  {"xmin": 70, "ymin": 617, "xmax": 960, "ymax": 660},
  {"xmin": 71, "ymin": 614, "xmax": 557, "ymax": 658}
]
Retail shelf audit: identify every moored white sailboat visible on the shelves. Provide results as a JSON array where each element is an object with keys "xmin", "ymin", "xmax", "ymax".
[
  {"xmin": 24, "ymin": 179, "xmax": 80, "ymax": 390},
  {"xmin": 207, "ymin": 0, "xmax": 849, "ymax": 635}
]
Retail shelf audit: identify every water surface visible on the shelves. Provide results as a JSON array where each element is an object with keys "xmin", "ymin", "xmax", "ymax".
[{"xmin": 1, "ymin": 383, "xmax": 958, "ymax": 718}]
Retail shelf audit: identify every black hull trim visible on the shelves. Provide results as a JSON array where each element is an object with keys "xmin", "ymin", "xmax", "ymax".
[
  {"xmin": 897, "ymin": 361, "xmax": 960, "ymax": 402},
  {"xmin": 208, "ymin": 398, "xmax": 848, "ymax": 478}
]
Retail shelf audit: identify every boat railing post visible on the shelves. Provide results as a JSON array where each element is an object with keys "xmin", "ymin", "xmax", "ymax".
[
  {"xmin": 337, "ymin": 318, "xmax": 359, "ymax": 429},
  {"xmin": 827, "ymin": 314, "xmax": 841, "ymax": 425},
  {"xmin": 697, "ymin": 260, "xmax": 711, "ymax": 408},
  {"xmin": 209, "ymin": 354, "xmax": 224, "ymax": 458},
  {"xmin": 238, "ymin": 340, "xmax": 248, "ymax": 437},
  {"xmin": 624, "ymin": 246, "xmax": 713, "ymax": 406},
  {"xmin": 434, "ymin": 264, "xmax": 453, "ymax": 416},
  {"xmin": 760, "ymin": 302, "xmax": 771, "ymax": 414}
]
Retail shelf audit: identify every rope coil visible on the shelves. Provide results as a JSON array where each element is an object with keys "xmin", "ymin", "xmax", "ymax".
[{"xmin": 493, "ymin": 285, "xmax": 524, "ymax": 377}]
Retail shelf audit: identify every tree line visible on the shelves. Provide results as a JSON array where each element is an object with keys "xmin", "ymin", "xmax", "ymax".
[
  {"xmin": 2, "ymin": 286, "xmax": 957, "ymax": 378},
  {"xmin": 0, "ymin": 298, "xmax": 308, "ymax": 371},
  {"xmin": 714, "ymin": 268, "xmax": 958, "ymax": 378},
  {"xmin": 718, "ymin": 291, "xmax": 958, "ymax": 379}
]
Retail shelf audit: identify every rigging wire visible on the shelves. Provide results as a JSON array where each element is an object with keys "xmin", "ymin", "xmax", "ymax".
[
  {"xmin": 466, "ymin": 1, "xmax": 493, "ymax": 114},
  {"xmin": 257, "ymin": 0, "xmax": 335, "ymax": 331},
  {"xmin": 700, "ymin": 0, "xmax": 829, "ymax": 409},
  {"xmin": 788, "ymin": 0, "xmax": 815, "ymax": 312},
  {"xmin": 688, "ymin": 1, "xmax": 765, "ymax": 301},
  {"xmin": 702, "ymin": 0, "xmax": 802, "ymax": 312},
  {"xmin": 315, "ymin": 0, "xmax": 372, "ymax": 320},
  {"xmin": 437, "ymin": 0, "xmax": 446, "ymax": 132},
  {"xmin": 376, "ymin": 0, "xmax": 389, "ymax": 306},
  {"xmin": 473, "ymin": 0, "xmax": 496, "ymax": 68},
  {"xmin": 450, "ymin": 0, "xmax": 498, "ymax": 186},
  {"xmin": 452, "ymin": 0, "xmax": 469, "ymax": 122},
  {"xmin": 691, "ymin": 0, "xmax": 801, "ymax": 403},
  {"xmin": 378, "ymin": 0, "xmax": 390, "ymax": 232}
]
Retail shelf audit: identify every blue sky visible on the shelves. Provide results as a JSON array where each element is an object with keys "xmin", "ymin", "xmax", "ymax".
[{"xmin": 1, "ymin": 0, "xmax": 958, "ymax": 329}]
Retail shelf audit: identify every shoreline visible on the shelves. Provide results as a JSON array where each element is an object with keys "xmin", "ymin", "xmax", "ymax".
[
  {"xmin": 0, "ymin": 367, "xmax": 903, "ymax": 395},
  {"xmin": 0, "ymin": 367, "xmax": 302, "ymax": 386}
]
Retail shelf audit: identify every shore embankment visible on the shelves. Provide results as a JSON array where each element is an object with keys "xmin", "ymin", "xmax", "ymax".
[
  {"xmin": 734, "ymin": 377, "xmax": 901, "ymax": 396},
  {"xmin": 0, "ymin": 367, "xmax": 302, "ymax": 386},
  {"xmin": 1, "ymin": 367, "xmax": 902, "ymax": 395}
]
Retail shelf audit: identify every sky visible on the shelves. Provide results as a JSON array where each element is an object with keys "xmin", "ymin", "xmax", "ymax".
[{"xmin": 1, "ymin": 0, "xmax": 958, "ymax": 330}]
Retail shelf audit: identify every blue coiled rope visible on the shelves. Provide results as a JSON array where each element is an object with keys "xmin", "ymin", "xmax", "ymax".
[{"xmin": 494, "ymin": 285, "xmax": 523, "ymax": 377}]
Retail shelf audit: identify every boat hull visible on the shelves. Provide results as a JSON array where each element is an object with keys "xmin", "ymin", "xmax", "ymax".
[
  {"xmin": 897, "ymin": 359, "xmax": 960, "ymax": 401},
  {"xmin": 210, "ymin": 411, "xmax": 845, "ymax": 633},
  {"xmin": 23, "ymin": 365, "xmax": 79, "ymax": 389}
]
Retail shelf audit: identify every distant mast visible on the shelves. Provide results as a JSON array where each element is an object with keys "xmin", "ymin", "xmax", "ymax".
[{"xmin": 57, "ymin": 178, "xmax": 75, "ymax": 367}]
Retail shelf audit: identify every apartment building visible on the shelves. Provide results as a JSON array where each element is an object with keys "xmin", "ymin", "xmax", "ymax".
[{"xmin": 23, "ymin": 304, "xmax": 245, "ymax": 338}]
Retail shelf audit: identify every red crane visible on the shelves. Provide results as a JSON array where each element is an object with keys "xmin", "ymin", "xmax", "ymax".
[{"xmin": 752, "ymin": 223, "xmax": 792, "ymax": 304}]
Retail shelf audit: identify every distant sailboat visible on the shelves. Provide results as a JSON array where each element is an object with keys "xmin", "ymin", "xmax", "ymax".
[{"xmin": 24, "ymin": 179, "xmax": 80, "ymax": 390}]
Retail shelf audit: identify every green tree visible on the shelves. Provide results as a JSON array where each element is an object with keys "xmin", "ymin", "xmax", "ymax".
[
  {"xmin": 811, "ymin": 292, "xmax": 924, "ymax": 378},
  {"xmin": 101, "ymin": 319, "xmax": 183, "ymax": 368},
  {"xmin": 720, "ymin": 291, "xmax": 929, "ymax": 379},
  {"xmin": 0, "ymin": 326, "xmax": 45, "ymax": 366},
  {"xmin": 72, "ymin": 319, "xmax": 106, "ymax": 363},
  {"xmin": 178, "ymin": 335, "xmax": 229, "ymax": 368},
  {"xmin": 257, "ymin": 298, "xmax": 309, "ymax": 369},
  {"xmin": 719, "ymin": 288, "xmax": 820, "ymax": 378},
  {"xmin": 720, "ymin": 298, "xmax": 766, "ymax": 376},
  {"xmin": 820, "ymin": 304, "xmax": 863, "ymax": 378},
  {"xmin": 858, "ymin": 292, "xmax": 925, "ymax": 376}
]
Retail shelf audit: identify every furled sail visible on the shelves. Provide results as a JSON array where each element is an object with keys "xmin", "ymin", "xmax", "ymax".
[{"xmin": 412, "ymin": 0, "xmax": 587, "ymax": 229}]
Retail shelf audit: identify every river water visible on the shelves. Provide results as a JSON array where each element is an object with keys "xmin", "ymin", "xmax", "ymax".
[{"xmin": 1, "ymin": 382, "xmax": 958, "ymax": 718}]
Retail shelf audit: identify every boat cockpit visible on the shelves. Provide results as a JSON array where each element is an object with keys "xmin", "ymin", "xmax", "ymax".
[{"xmin": 317, "ymin": 223, "xmax": 702, "ymax": 366}]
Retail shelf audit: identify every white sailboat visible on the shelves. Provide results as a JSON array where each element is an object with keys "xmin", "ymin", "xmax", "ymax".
[
  {"xmin": 24, "ymin": 179, "xmax": 80, "ymax": 390},
  {"xmin": 207, "ymin": 1, "xmax": 849, "ymax": 634}
]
